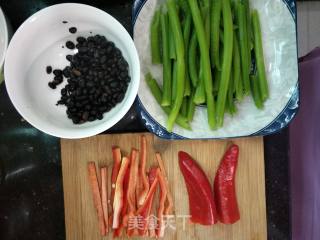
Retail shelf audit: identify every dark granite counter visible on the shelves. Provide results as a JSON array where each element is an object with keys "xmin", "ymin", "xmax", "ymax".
[{"xmin": 0, "ymin": 1, "xmax": 290, "ymax": 239}]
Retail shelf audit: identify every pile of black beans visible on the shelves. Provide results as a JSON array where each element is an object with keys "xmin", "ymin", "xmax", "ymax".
[{"xmin": 47, "ymin": 34, "xmax": 131, "ymax": 124}]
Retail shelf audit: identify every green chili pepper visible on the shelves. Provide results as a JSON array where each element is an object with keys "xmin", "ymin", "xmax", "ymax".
[
  {"xmin": 252, "ymin": 10, "xmax": 269, "ymax": 101},
  {"xmin": 160, "ymin": 12, "xmax": 172, "ymax": 107},
  {"xmin": 216, "ymin": 0, "xmax": 233, "ymax": 127},
  {"xmin": 194, "ymin": 59, "xmax": 206, "ymax": 105},
  {"xmin": 171, "ymin": 60, "xmax": 177, "ymax": 102},
  {"xmin": 187, "ymin": 91, "xmax": 196, "ymax": 122},
  {"xmin": 180, "ymin": 97, "xmax": 188, "ymax": 117},
  {"xmin": 211, "ymin": 0, "xmax": 222, "ymax": 70},
  {"xmin": 167, "ymin": 0, "xmax": 186, "ymax": 132},
  {"xmin": 233, "ymin": 27, "xmax": 243, "ymax": 101},
  {"xmin": 188, "ymin": 31, "xmax": 199, "ymax": 87},
  {"xmin": 145, "ymin": 73, "xmax": 191, "ymax": 130},
  {"xmin": 236, "ymin": 2, "xmax": 250, "ymax": 95},
  {"xmin": 183, "ymin": 13, "xmax": 192, "ymax": 97},
  {"xmin": 250, "ymin": 74, "xmax": 264, "ymax": 109},
  {"xmin": 151, "ymin": 9, "xmax": 161, "ymax": 64},
  {"xmin": 188, "ymin": 0, "xmax": 216, "ymax": 129}
]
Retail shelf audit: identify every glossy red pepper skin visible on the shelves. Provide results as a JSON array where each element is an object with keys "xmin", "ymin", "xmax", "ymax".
[
  {"xmin": 214, "ymin": 144, "xmax": 240, "ymax": 224},
  {"xmin": 178, "ymin": 151, "xmax": 218, "ymax": 225}
]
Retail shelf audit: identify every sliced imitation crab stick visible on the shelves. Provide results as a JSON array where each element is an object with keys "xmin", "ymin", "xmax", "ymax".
[
  {"xmin": 100, "ymin": 167, "xmax": 109, "ymax": 233},
  {"xmin": 110, "ymin": 147, "xmax": 121, "ymax": 219},
  {"xmin": 156, "ymin": 153, "xmax": 174, "ymax": 215},
  {"xmin": 112, "ymin": 157, "xmax": 130, "ymax": 229},
  {"xmin": 87, "ymin": 162, "xmax": 106, "ymax": 236},
  {"xmin": 156, "ymin": 168, "xmax": 168, "ymax": 238},
  {"xmin": 136, "ymin": 168, "xmax": 159, "ymax": 236},
  {"xmin": 126, "ymin": 149, "xmax": 139, "ymax": 237},
  {"xmin": 147, "ymin": 167, "xmax": 158, "ymax": 238},
  {"xmin": 137, "ymin": 136, "xmax": 150, "ymax": 206},
  {"xmin": 113, "ymin": 158, "xmax": 131, "ymax": 238}
]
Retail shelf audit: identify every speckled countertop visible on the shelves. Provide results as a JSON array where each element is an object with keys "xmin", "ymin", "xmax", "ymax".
[{"xmin": 0, "ymin": 1, "xmax": 290, "ymax": 239}]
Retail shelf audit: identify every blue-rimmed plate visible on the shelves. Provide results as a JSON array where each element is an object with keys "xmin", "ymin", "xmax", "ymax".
[{"xmin": 133, "ymin": 0, "xmax": 298, "ymax": 139}]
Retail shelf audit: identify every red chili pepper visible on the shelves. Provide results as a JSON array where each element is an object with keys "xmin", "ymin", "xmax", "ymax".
[
  {"xmin": 136, "ymin": 170, "xmax": 159, "ymax": 236},
  {"xmin": 178, "ymin": 151, "xmax": 218, "ymax": 225},
  {"xmin": 156, "ymin": 169, "xmax": 167, "ymax": 238},
  {"xmin": 112, "ymin": 156, "xmax": 130, "ymax": 229},
  {"xmin": 214, "ymin": 144, "xmax": 240, "ymax": 224}
]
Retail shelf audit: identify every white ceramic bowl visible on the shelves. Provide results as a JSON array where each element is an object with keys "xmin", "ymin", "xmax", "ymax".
[
  {"xmin": 4, "ymin": 3, "xmax": 140, "ymax": 139},
  {"xmin": 0, "ymin": 7, "xmax": 9, "ymax": 83}
]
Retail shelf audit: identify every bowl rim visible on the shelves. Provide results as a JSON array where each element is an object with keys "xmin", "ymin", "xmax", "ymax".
[
  {"xmin": 0, "ymin": 7, "xmax": 8, "ymax": 69},
  {"xmin": 4, "ymin": 3, "xmax": 140, "ymax": 139}
]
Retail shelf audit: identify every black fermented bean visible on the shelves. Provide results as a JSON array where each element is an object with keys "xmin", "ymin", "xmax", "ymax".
[
  {"xmin": 66, "ymin": 41, "xmax": 75, "ymax": 49},
  {"xmin": 48, "ymin": 82, "xmax": 56, "ymax": 89},
  {"xmin": 53, "ymin": 69, "xmax": 63, "ymax": 76},
  {"xmin": 49, "ymin": 34, "xmax": 131, "ymax": 124},
  {"xmin": 69, "ymin": 27, "xmax": 77, "ymax": 34},
  {"xmin": 46, "ymin": 66, "xmax": 52, "ymax": 74},
  {"xmin": 82, "ymin": 111, "xmax": 89, "ymax": 121},
  {"xmin": 77, "ymin": 37, "xmax": 86, "ymax": 43},
  {"xmin": 66, "ymin": 55, "xmax": 73, "ymax": 62},
  {"xmin": 61, "ymin": 88, "xmax": 67, "ymax": 96},
  {"xmin": 72, "ymin": 117, "xmax": 80, "ymax": 124}
]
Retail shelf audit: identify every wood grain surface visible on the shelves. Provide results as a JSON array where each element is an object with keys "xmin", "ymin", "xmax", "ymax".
[{"xmin": 61, "ymin": 133, "xmax": 267, "ymax": 240}]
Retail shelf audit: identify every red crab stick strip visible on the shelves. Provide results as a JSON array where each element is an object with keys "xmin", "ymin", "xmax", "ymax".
[
  {"xmin": 110, "ymin": 147, "xmax": 121, "ymax": 220},
  {"xmin": 156, "ymin": 169, "xmax": 168, "ymax": 238},
  {"xmin": 148, "ymin": 167, "xmax": 158, "ymax": 238},
  {"xmin": 214, "ymin": 144, "xmax": 240, "ymax": 224},
  {"xmin": 87, "ymin": 162, "xmax": 106, "ymax": 236},
  {"xmin": 113, "ymin": 159, "xmax": 131, "ymax": 238},
  {"xmin": 149, "ymin": 167, "xmax": 158, "ymax": 184},
  {"xmin": 127, "ymin": 149, "xmax": 139, "ymax": 212},
  {"xmin": 156, "ymin": 153, "xmax": 174, "ymax": 215},
  {"xmin": 178, "ymin": 151, "xmax": 218, "ymax": 225},
  {"xmin": 100, "ymin": 167, "xmax": 109, "ymax": 233},
  {"xmin": 136, "ymin": 168, "xmax": 159, "ymax": 236},
  {"xmin": 138, "ymin": 136, "xmax": 150, "ymax": 206},
  {"xmin": 112, "ymin": 157, "xmax": 130, "ymax": 229},
  {"xmin": 126, "ymin": 149, "xmax": 139, "ymax": 237}
]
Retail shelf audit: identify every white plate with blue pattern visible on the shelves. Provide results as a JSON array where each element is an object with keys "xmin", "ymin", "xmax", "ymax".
[{"xmin": 133, "ymin": 0, "xmax": 299, "ymax": 139}]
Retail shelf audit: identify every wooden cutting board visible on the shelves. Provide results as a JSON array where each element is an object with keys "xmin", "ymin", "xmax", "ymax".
[{"xmin": 61, "ymin": 133, "xmax": 267, "ymax": 240}]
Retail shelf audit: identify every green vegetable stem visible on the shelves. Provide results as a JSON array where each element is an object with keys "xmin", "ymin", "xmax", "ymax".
[
  {"xmin": 150, "ymin": 9, "xmax": 162, "ymax": 64},
  {"xmin": 166, "ymin": 0, "xmax": 186, "ymax": 132},
  {"xmin": 216, "ymin": 0, "xmax": 233, "ymax": 127}
]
